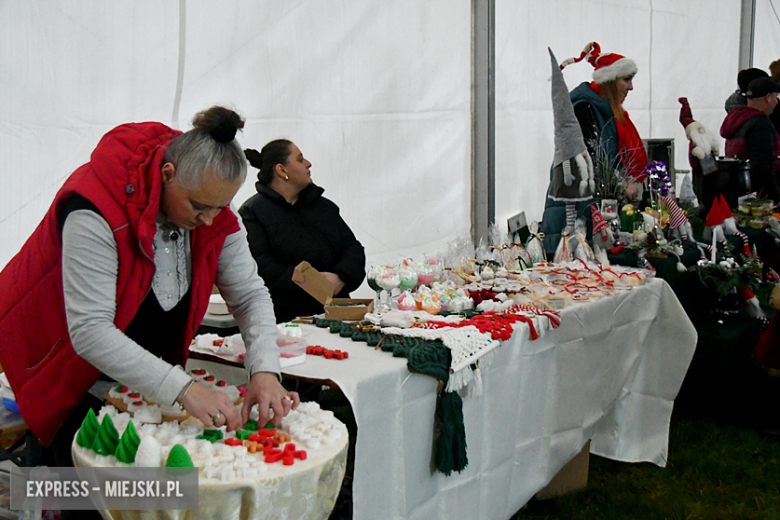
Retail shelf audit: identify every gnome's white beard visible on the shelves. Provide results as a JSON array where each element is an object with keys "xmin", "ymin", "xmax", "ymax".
[
  {"xmin": 687, "ymin": 123, "xmax": 719, "ymax": 159},
  {"xmin": 574, "ymin": 152, "xmax": 595, "ymax": 197}
]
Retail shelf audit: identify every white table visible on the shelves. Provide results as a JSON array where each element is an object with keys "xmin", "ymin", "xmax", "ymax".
[
  {"xmin": 279, "ymin": 278, "xmax": 697, "ymax": 520},
  {"xmin": 199, "ymin": 312, "xmax": 237, "ymax": 329}
]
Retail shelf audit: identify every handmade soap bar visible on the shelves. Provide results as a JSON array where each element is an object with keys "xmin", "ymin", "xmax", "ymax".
[
  {"xmin": 165, "ymin": 444, "xmax": 194, "ymax": 468},
  {"xmin": 92, "ymin": 415, "xmax": 119, "ymax": 456},
  {"xmin": 115, "ymin": 421, "xmax": 141, "ymax": 464},
  {"xmin": 76, "ymin": 408, "xmax": 100, "ymax": 449}
]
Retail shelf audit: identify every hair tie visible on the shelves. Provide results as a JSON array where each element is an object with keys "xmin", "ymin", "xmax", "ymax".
[{"xmin": 211, "ymin": 120, "xmax": 238, "ymax": 143}]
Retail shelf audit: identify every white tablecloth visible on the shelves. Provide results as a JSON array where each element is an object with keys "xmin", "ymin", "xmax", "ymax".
[{"xmin": 280, "ymin": 278, "xmax": 697, "ymax": 520}]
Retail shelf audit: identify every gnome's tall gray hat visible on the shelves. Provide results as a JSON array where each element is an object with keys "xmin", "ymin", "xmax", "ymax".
[{"xmin": 550, "ymin": 47, "xmax": 587, "ymax": 167}]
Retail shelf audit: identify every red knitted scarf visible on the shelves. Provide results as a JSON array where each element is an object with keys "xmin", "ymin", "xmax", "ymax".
[{"xmin": 591, "ymin": 82, "xmax": 648, "ymax": 181}]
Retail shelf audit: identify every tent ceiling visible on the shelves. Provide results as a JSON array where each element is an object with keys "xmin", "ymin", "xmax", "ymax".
[{"xmin": 1, "ymin": 0, "xmax": 776, "ymax": 277}]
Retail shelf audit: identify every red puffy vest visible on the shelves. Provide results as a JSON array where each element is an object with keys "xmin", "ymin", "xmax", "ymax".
[{"xmin": 0, "ymin": 122, "xmax": 239, "ymax": 445}]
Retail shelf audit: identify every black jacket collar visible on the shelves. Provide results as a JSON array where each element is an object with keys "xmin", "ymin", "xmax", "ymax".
[{"xmin": 255, "ymin": 182, "xmax": 324, "ymax": 206}]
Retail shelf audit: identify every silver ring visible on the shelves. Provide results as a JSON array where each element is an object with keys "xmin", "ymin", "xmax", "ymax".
[{"xmin": 212, "ymin": 412, "xmax": 223, "ymax": 422}]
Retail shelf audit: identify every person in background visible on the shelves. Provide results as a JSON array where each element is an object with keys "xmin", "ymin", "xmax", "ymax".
[
  {"xmin": 725, "ymin": 67, "xmax": 769, "ymax": 113},
  {"xmin": 720, "ymin": 77, "xmax": 780, "ymax": 202},
  {"xmin": 769, "ymin": 60, "xmax": 780, "ymax": 134},
  {"xmin": 541, "ymin": 41, "xmax": 648, "ymax": 254},
  {"xmin": 239, "ymin": 140, "xmax": 366, "ymax": 323},
  {"xmin": 0, "ymin": 107, "xmax": 298, "ymax": 493}
]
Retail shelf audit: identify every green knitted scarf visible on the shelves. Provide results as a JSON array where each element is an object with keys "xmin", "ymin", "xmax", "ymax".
[{"xmin": 315, "ymin": 318, "xmax": 468, "ymax": 475}]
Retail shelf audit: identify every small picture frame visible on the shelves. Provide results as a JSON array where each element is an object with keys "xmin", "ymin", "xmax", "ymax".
[{"xmin": 601, "ymin": 199, "xmax": 619, "ymax": 220}]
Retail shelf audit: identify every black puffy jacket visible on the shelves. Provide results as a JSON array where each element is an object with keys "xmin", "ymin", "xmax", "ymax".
[{"xmin": 239, "ymin": 182, "xmax": 366, "ymax": 323}]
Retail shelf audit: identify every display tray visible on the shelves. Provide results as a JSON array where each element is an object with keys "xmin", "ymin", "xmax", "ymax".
[
  {"xmin": 71, "ymin": 403, "xmax": 349, "ymax": 520},
  {"xmin": 103, "ymin": 392, "xmax": 193, "ymax": 423},
  {"xmin": 188, "ymin": 349, "xmax": 243, "ymax": 368}
]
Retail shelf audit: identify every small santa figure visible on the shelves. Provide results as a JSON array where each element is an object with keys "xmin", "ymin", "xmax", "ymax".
[
  {"xmin": 702, "ymin": 195, "xmax": 729, "ymax": 245},
  {"xmin": 700, "ymin": 194, "xmax": 752, "ymax": 262},
  {"xmin": 590, "ymin": 203, "xmax": 614, "ymax": 247},
  {"xmin": 678, "ymin": 97, "xmax": 719, "ymax": 175},
  {"xmin": 714, "ymin": 194, "xmax": 752, "ymax": 256},
  {"xmin": 590, "ymin": 203, "xmax": 615, "ymax": 266}
]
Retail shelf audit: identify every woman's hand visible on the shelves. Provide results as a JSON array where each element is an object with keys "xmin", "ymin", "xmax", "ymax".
[
  {"xmin": 320, "ymin": 272, "xmax": 346, "ymax": 294},
  {"xmin": 625, "ymin": 182, "xmax": 641, "ymax": 201},
  {"xmin": 241, "ymin": 372, "xmax": 300, "ymax": 427},
  {"xmin": 180, "ymin": 381, "xmax": 241, "ymax": 431}
]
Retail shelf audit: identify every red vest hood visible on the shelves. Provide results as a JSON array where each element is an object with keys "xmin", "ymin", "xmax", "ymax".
[{"xmin": 720, "ymin": 105, "xmax": 767, "ymax": 138}]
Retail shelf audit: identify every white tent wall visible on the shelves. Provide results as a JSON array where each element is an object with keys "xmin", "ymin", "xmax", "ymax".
[
  {"xmin": 0, "ymin": 0, "xmax": 472, "ymax": 275},
  {"xmin": 0, "ymin": 1, "xmax": 762, "ymax": 279},
  {"xmin": 754, "ymin": 0, "xmax": 780, "ymax": 77},
  {"xmin": 495, "ymin": 0, "xmax": 742, "ymax": 231},
  {"xmin": 1, "ymin": 2, "xmax": 181, "ymax": 270}
]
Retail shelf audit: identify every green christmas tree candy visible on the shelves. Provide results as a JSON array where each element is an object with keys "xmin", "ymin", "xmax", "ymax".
[
  {"xmin": 165, "ymin": 444, "xmax": 194, "ymax": 468},
  {"xmin": 75, "ymin": 408, "xmax": 100, "ymax": 449},
  {"xmin": 91, "ymin": 414, "xmax": 120, "ymax": 456},
  {"xmin": 197, "ymin": 429, "xmax": 223, "ymax": 443},
  {"xmin": 115, "ymin": 421, "xmax": 141, "ymax": 464}
]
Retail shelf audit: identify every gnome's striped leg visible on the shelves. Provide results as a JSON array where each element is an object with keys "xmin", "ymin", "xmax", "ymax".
[
  {"xmin": 565, "ymin": 202, "xmax": 576, "ymax": 232},
  {"xmin": 734, "ymin": 231, "xmax": 751, "ymax": 256},
  {"xmin": 695, "ymin": 242, "xmax": 711, "ymax": 259},
  {"xmin": 662, "ymin": 193, "xmax": 690, "ymax": 242}
]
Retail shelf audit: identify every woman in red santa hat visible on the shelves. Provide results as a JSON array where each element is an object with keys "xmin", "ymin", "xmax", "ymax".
[
  {"xmin": 541, "ymin": 42, "xmax": 648, "ymax": 254},
  {"xmin": 563, "ymin": 42, "xmax": 648, "ymax": 196}
]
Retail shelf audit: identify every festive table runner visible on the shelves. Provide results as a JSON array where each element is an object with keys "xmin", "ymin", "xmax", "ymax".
[{"xmin": 315, "ymin": 303, "xmax": 562, "ymax": 475}]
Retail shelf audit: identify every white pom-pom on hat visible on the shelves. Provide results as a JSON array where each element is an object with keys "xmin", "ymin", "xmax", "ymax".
[{"xmin": 560, "ymin": 41, "xmax": 637, "ymax": 85}]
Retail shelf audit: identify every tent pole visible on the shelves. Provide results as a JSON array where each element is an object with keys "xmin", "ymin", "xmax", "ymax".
[
  {"xmin": 738, "ymin": 0, "xmax": 756, "ymax": 70},
  {"xmin": 472, "ymin": 0, "xmax": 495, "ymax": 246}
]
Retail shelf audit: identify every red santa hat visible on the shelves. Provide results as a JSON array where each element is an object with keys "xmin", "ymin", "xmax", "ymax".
[
  {"xmin": 560, "ymin": 42, "xmax": 638, "ymax": 84},
  {"xmin": 717, "ymin": 194, "xmax": 733, "ymax": 219},
  {"xmin": 714, "ymin": 195, "xmax": 751, "ymax": 255},
  {"xmin": 706, "ymin": 195, "xmax": 735, "ymax": 227},
  {"xmin": 591, "ymin": 204, "xmax": 609, "ymax": 234},
  {"xmin": 678, "ymin": 97, "xmax": 695, "ymax": 128}
]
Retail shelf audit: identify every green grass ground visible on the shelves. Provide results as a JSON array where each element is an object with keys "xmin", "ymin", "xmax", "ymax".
[{"xmin": 514, "ymin": 408, "xmax": 780, "ymax": 520}]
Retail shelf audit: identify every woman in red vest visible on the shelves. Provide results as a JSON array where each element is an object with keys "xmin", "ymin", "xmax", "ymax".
[{"xmin": 0, "ymin": 107, "xmax": 298, "ymax": 475}]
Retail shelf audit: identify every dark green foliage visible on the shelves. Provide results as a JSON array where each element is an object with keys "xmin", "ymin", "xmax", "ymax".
[{"xmin": 686, "ymin": 248, "xmax": 763, "ymax": 299}]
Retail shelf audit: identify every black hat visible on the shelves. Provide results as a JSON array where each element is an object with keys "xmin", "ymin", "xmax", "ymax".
[
  {"xmin": 746, "ymin": 77, "xmax": 780, "ymax": 99},
  {"xmin": 737, "ymin": 68, "xmax": 768, "ymax": 94}
]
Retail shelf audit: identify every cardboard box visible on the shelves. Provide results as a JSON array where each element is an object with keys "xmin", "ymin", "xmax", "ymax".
[
  {"xmin": 535, "ymin": 440, "xmax": 590, "ymax": 500},
  {"xmin": 324, "ymin": 298, "xmax": 374, "ymax": 321},
  {"xmin": 292, "ymin": 261, "xmax": 374, "ymax": 321}
]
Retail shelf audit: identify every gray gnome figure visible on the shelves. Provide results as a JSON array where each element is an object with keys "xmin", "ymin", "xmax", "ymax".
[{"xmin": 547, "ymin": 47, "xmax": 595, "ymax": 232}]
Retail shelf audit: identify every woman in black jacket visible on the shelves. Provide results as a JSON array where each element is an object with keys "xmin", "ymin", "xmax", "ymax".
[{"xmin": 239, "ymin": 140, "xmax": 366, "ymax": 323}]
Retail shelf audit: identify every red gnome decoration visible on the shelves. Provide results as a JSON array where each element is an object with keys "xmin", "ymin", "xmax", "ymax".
[{"xmin": 678, "ymin": 97, "xmax": 719, "ymax": 176}]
